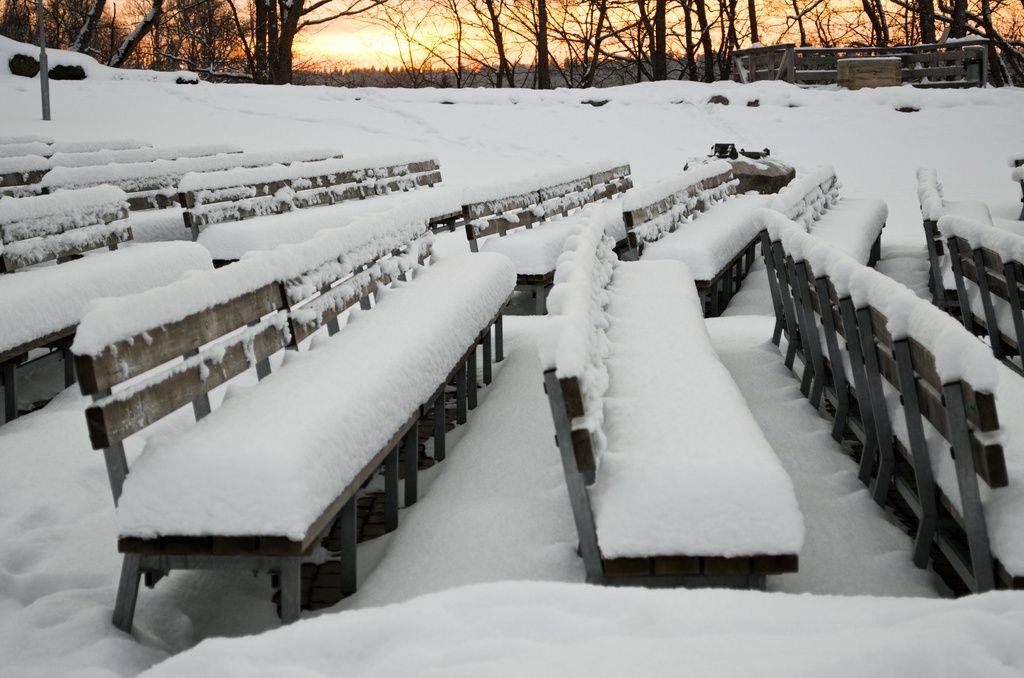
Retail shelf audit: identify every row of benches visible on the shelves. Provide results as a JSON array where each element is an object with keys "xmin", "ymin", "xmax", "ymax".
[
  {"xmin": 71, "ymin": 201, "xmax": 515, "ymax": 632},
  {"xmin": 760, "ymin": 208, "xmax": 1023, "ymax": 592}
]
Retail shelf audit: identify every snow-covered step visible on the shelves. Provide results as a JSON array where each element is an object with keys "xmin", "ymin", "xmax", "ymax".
[{"xmin": 539, "ymin": 205, "xmax": 804, "ymax": 588}]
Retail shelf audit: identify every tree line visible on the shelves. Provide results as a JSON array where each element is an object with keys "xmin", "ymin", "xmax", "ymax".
[{"xmin": 2, "ymin": 0, "xmax": 1022, "ymax": 85}]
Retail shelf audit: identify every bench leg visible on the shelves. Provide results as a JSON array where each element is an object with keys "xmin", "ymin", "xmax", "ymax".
[
  {"xmin": 339, "ymin": 496, "xmax": 357, "ymax": 595},
  {"xmin": 404, "ymin": 424, "xmax": 418, "ymax": 507},
  {"xmin": 482, "ymin": 327, "xmax": 493, "ymax": 385},
  {"xmin": 2, "ymin": 361, "xmax": 16, "ymax": 423},
  {"xmin": 856, "ymin": 306, "xmax": 896, "ymax": 507},
  {"xmin": 495, "ymin": 314, "xmax": 505, "ymax": 362},
  {"xmin": 279, "ymin": 557, "xmax": 302, "ymax": 624},
  {"xmin": 61, "ymin": 343, "xmax": 76, "ymax": 388},
  {"xmin": 384, "ymin": 445, "xmax": 399, "ymax": 532},
  {"xmin": 455, "ymin": 362, "xmax": 467, "ymax": 425},
  {"xmin": 468, "ymin": 347, "xmax": 478, "ymax": 410},
  {"xmin": 432, "ymin": 395, "xmax": 446, "ymax": 462},
  {"xmin": 112, "ymin": 553, "xmax": 143, "ymax": 633}
]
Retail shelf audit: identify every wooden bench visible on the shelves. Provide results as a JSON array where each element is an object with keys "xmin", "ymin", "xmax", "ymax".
[
  {"xmin": 760, "ymin": 209, "xmax": 1024, "ymax": 593},
  {"xmin": 917, "ymin": 166, "xmax": 995, "ymax": 311},
  {"xmin": 0, "ymin": 186, "xmax": 213, "ymax": 423},
  {"xmin": 540, "ymin": 204, "xmax": 804, "ymax": 588},
  {"xmin": 0, "ymin": 139, "xmax": 153, "ymax": 197},
  {"xmin": 940, "ymin": 214, "xmax": 1024, "ymax": 375},
  {"xmin": 71, "ymin": 206, "xmax": 515, "ymax": 632},
  {"xmin": 463, "ymin": 162, "xmax": 632, "ymax": 314},
  {"xmin": 622, "ymin": 160, "xmax": 771, "ymax": 316},
  {"xmin": 180, "ymin": 154, "xmax": 459, "ymax": 263},
  {"xmin": 1011, "ymin": 155, "xmax": 1024, "ymax": 220}
]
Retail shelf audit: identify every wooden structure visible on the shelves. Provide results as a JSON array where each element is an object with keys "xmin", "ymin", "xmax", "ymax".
[
  {"xmin": 836, "ymin": 57, "xmax": 901, "ymax": 90},
  {"xmin": 73, "ymin": 221, "xmax": 513, "ymax": 632},
  {"xmin": 733, "ymin": 40, "xmax": 988, "ymax": 88},
  {"xmin": 761, "ymin": 214, "xmax": 1020, "ymax": 593}
]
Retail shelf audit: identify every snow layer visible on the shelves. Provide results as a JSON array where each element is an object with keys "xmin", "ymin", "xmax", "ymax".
[
  {"xmin": 0, "ymin": 185, "xmax": 127, "ymax": 241},
  {"xmin": 480, "ymin": 217, "xmax": 583, "ymax": 275},
  {"xmin": 917, "ymin": 166, "xmax": 994, "ymax": 224},
  {"xmin": 939, "ymin": 214, "xmax": 1024, "ymax": 265},
  {"xmin": 463, "ymin": 159, "xmax": 627, "ymax": 206},
  {"xmin": 142, "ymin": 582, "xmax": 1024, "ymax": 678},
  {"xmin": 197, "ymin": 186, "xmax": 462, "ymax": 261},
  {"xmin": 114, "ymin": 253, "xmax": 515, "ymax": 540},
  {"xmin": 0, "ymin": 242, "xmax": 213, "ymax": 355},
  {"xmin": 38, "ymin": 148, "xmax": 345, "ymax": 194},
  {"xmin": 73, "ymin": 202, "xmax": 435, "ymax": 356}
]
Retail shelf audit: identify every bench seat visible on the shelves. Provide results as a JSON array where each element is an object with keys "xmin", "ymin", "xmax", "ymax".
[
  {"xmin": 809, "ymin": 197, "xmax": 887, "ymax": 264},
  {"xmin": 595, "ymin": 259, "xmax": 804, "ymax": 559},
  {"xmin": 479, "ymin": 218, "xmax": 579, "ymax": 276},
  {"xmin": 0, "ymin": 242, "xmax": 212, "ymax": 362},
  {"xmin": 639, "ymin": 193, "xmax": 771, "ymax": 280},
  {"xmin": 198, "ymin": 187, "xmax": 463, "ymax": 262},
  {"xmin": 111, "ymin": 252, "xmax": 515, "ymax": 543}
]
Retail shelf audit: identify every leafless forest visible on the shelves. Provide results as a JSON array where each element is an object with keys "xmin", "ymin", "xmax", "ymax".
[{"xmin": 2, "ymin": 0, "xmax": 1022, "ymax": 85}]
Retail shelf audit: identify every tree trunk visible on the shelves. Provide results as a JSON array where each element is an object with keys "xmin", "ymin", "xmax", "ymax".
[
  {"xmin": 70, "ymin": 0, "xmax": 107, "ymax": 53},
  {"xmin": 918, "ymin": 0, "xmax": 935, "ymax": 44},
  {"xmin": 536, "ymin": 0, "xmax": 551, "ymax": 89},
  {"xmin": 653, "ymin": 0, "xmax": 667, "ymax": 80},
  {"xmin": 949, "ymin": 0, "xmax": 968, "ymax": 38},
  {"xmin": 693, "ymin": 0, "xmax": 714, "ymax": 82},
  {"xmin": 583, "ymin": 0, "xmax": 609, "ymax": 88},
  {"xmin": 484, "ymin": 0, "xmax": 514, "ymax": 87},
  {"xmin": 747, "ymin": 0, "xmax": 758, "ymax": 44},
  {"xmin": 108, "ymin": 0, "xmax": 164, "ymax": 67}
]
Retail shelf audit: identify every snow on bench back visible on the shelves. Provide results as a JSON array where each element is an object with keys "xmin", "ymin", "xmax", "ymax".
[
  {"xmin": 180, "ymin": 153, "xmax": 441, "ymax": 230},
  {"xmin": 45, "ymin": 143, "xmax": 242, "ymax": 170},
  {"xmin": 939, "ymin": 214, "xmax": 1024, "ymax": 277},
  {"xmin": 769, "ymin": 165, "xmax": 839, "ymax": 228},
  {"xmin": 48, "ymin": 139, "xmax": 152, "ymax": 155},
  {"xmin": 621, "ymin": 159, "xmax": 736, "ymax": 249},
  {"xmin": 538, "ymin": 204, "xmax": 622, "ymax": 472},
  {"xmin": 463, "ymin": 160, "xmax": 632, "ymax": 242},
  {"xmin": 0, "ymin": 134, "xmax": 54, "ymax": 145},
  {"xmin": 0, "ymin": 186, "xmax": 130, "ymax": 271},
  {"xmin": 0, "ymin": 142, "xmax": 49, "ymax": 159},
  {"xmin": 38, "ymin": 148, "xmax": 346, "ymax": 207},
  {"xmin": 74, "ymin": 201, "xmax": 435, "ymax": 449}
]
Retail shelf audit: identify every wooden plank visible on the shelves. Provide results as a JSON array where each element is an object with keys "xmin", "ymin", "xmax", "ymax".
[
  {"xmin": 653, "ymin": 556, "xmax": 701, "ymax": 576},
  {"xmin": 0, "ymin": 323, "xmax": 76, "ymax": 364},
  {"xmin": 463, "ymin": 191, "xmax": 542, "ymax": 221},
  {"xmin": 703, "ymin": 556, "xmax": 752, "ymax": 576},
  {"xmin": 84, "ymin": 319, "xmax": 290, "ymax": 449},
  {"xmin": 752, "ymin": 554, "xmax": 800, "ymax": 574},
  {"xmin": 560, "ymin": 376, "xmax": 585, "ymax": 419},
  {"xmin": 603, "ymin": 557, "xmax": 652, "ymax": 577},
  {"xmin": 76, "ymin": 282, "xmax": 287, "ymax": 394},
  {"xmin": 0, "ymin": 224, "xmax": 133, "ymax": 272}
]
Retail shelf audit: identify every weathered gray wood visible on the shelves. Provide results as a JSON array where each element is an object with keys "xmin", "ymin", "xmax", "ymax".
[
  {"xmin": 1, "ymin": 221, "xmax": 133, "ymax": 272},
  {"xmin": 279, "ymin": 557, "xmax": 302, "ymax": 624},
  {"xmin": 76, "ymin": 282, "xmax": 287, "ymax": 394},
  {"xmin": 84, "ymin": 319, "xmax": 290, "ymax": 449},
  {"xmin": 112, "ymin": 553, "xmax": 143, "ymax": 633}
]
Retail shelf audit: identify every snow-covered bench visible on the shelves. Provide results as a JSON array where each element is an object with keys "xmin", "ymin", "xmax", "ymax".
[
  {"xmin": 72, "ymin": 206, "xmax": 515, "ymax": 632},
  {"xmin": 0, "ymin": 138, "xmax": 152, "ymax": 197},
  {"xmin": 940, "ymin": 214, "xmax": 1024, "ymax": 375},
  {"xmin": 181, "ymin": 154, "xmax": 458, "ymax": 261},
  {"xmin": 1011, "ymin": 155, "xmax": 1024, "ymax": 220},
  {"xmin": 917, "ymin": 167, "xmax": 995, "ymax": 310},
  {"xmin": 762, "ymin": 210, "xmax": 1023, "ymax": 593},
  {"xmin": 540, "ymin": 204, "xmax": 804, "ymax": 589},
  {"xmin": 464, "ymin": 162, "xmax": 632, "ymax": 314},
  {"xmin": 0, "ymin": 186, "xmax": 212, "ymax": 423},
  {"xmin": 770, "ymin": 165, "xmax": 887, "ymax": 267},
  {"xmin": 622, "ymin": 160, "xmax": 772, "ymax": 316}
]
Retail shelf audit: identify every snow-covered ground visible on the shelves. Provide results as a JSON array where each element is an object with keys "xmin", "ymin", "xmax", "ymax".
[{"xmin": 2, "ymin": 37, "xmax": 1024, "ymax": 676}]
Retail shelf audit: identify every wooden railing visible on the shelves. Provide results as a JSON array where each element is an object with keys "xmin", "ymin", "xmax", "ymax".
[{"xmin": 732, "ymin": 39, "xmax": 988, "ymax": 88}]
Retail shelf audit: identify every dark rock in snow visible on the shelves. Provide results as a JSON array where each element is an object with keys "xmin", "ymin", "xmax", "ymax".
[
  {"xmin": 49, "ymin": 64, "xmax": 86, "ymax": 80},
  {"xmin": 9, "ymin": 54, "xmax": 39, "ymax": 78}
]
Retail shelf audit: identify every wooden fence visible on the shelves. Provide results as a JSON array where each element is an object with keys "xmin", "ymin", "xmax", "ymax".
[{"xmin": 732, "ymin": 40, "xmax": 988, "ymax": 88}]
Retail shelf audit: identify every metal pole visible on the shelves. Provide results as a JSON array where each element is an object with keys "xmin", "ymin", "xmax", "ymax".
[{"xmin": 37, "ymin": 0, "xmax": 51, "ymax": 121}]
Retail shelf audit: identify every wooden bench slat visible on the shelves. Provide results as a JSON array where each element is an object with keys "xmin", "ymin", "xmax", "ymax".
[{"xmin": 85, "ymin": 318, "xmax": 290, "ymax": 449}]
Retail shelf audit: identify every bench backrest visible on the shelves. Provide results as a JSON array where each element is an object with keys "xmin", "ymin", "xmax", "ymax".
[
  {"xmin": 74, "ymin": 206, "xmax": 434, "ymax": 494},
  {"xmin": 462, "ymin": 162, "xmax": 632, "ymax": 250},
  {"xmin": 620, "ymin": 159, "xmax": 736, "ymax": 257},
  {"xmin": 940, "ymin": 214, "xmax": 1024, "ymax": 372},
  {"xmin": 180, "ymin": 155, "xmax": 442, "ymax": 235},
  {"xmin": 769, "ymin": 165, "xmax": 838, "ymax": 228},
  {"xmin": 0, "ymin": 139, "xmax": 150, "ymax": 197},
  {"xmin": 0, "ymin": 186, "xmax": 130, "ymax": 272},
  {"xmin": 761, "ymin": 210, "xmax": 1006, "ymax": 591},
  {"xmin": 38, "ymin": 148, "xmax": 344, "ymax": 211}
]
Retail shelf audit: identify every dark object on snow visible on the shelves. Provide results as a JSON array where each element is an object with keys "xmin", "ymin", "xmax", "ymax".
[
  {"xmin": 713, "ymin": 143, "xmax": 738, "ymax": 160},
  {"xmin": 740, "ymin": 148, "xmax": 771, "ymax": 160},
  {"xmin": 176, "ymin": 73, "xmax": 200, "ymax": 85},
  {"xmin": 9, "ymin": 54, "xmax": 39, "ymax": 78},
  {"xmin": 49, "ymin": 64, "xmax": 86, "ymax": 80}
]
